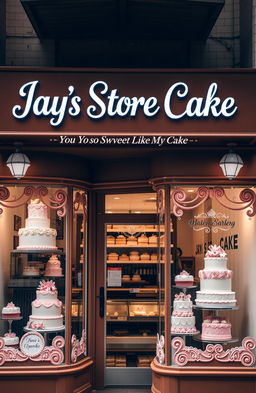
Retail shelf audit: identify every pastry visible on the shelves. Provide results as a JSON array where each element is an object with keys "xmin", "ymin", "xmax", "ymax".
[
  {"xmin": 138, "ymin": 234, "xmax": 148, "ymax": 245},
  {"xmin": 127, "ymin": 236, "xmax": 138, "ymax": 246}
]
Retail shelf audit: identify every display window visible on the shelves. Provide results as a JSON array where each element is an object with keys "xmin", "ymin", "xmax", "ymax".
[
  {"xmin": 155, "ymin": 184, "xmax": 256, "ymax": 368},
  {"xmin": 0, "ymin": 184, "xmax": 87, "ymax": 366}
]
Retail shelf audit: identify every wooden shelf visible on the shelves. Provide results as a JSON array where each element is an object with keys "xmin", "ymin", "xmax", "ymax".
[
  {"xmin": 107, "ymin": 244, "xmax": 158, "ymax": 248},
  {"xmin": 107, "ymin": 260, "xmax": 168, "ymax": 264}
]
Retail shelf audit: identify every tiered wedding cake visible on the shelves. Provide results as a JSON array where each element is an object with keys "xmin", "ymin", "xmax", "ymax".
[
  {"xmin": 195, "ymin": 244, "xmax": 236, "ymax": 308},
  {"xmin": 27, "ymin": 280, "xmax": 64, "ymax": 330},
  {"xmin": 171, "ymin": 292, "xmax": 197, "ymax": 334},
  {"xmin": 44, "ymin": 254, "xmax": 63, "ymax": 276},
  {"xmin": 17, "ymin": 199, "xmax": 57, "ymax": 250}
]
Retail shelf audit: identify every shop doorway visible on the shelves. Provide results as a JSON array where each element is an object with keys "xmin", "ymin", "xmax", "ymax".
[{"xmin": 95, "ymin": 192, "xmax": 158, "ymax": 387}]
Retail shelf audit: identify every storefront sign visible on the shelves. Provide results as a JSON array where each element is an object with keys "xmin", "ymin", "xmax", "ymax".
[
  {"xmin": 11, "ymin": 80, "xmax": 237, "ymax": 127},
  {"xmin": 0, "ymin": 69, "xmax": 256, "ymax": 136},
  {"xmin": 188, "ymin": 209, "xmax": 235, "ymax": 233},
  {"xmin": 20, "ymin": 332, "xmax": 45, "ymax": 357}
]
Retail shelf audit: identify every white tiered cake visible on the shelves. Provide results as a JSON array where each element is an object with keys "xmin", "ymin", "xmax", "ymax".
[
  {"xmin": 27, "ymin": 280, "xmax": 64, "ymax": 330},
  {"xmin": 195, "ymin": 245, "xmax": 236, "ymax": 308},
  {"xmin": 17, "ymin": 199, "xmax": 57, "ymax": 250},
  {"xmin": 171, "ymin": 292, "xmax": 197, "ymax": 334}
]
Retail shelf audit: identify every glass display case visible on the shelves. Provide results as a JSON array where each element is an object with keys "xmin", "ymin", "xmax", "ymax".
[
  {"xmin": 0, "ymin": 184, "xmax": 88, "ymax": 367},
  {"xmin": 152, "ymin": 182, "xmax": 256, "ymax": 391}
]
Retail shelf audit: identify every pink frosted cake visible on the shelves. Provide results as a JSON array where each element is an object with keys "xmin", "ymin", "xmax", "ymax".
[
  {"xmin": 196, "ymin": 244, "xmax": 236, "ymax": 308},
  {"xmin": 17, "ymin": 199, "xmax": 57, "ymax": 250},
  {"xmin": 171, "ymin": 293, "xmax": 197, "ymax": 334},
  {"xmin": 3, "ymin": 332, "xmax": 19, "ymax": 347},
  {"xmin": 175, "ymin": 270, "xmax": 194, "ymax": 287},
  {"xmin": 44, "ymin": 254, "xmax": 63, "ymax": 276},
  {"xmin": 202, "ymin": 316, "xmax": 231, "ymax": 340},
  {"xmin": 27, "ymin": 280, "xmax": 64, "ymax": 330},
  {"xmin": 2, "ymin": 302, "xmax": 20, "ymax": 318}
]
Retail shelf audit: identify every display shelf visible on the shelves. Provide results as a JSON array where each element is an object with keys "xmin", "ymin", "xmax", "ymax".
[
  {"xmin": 107, "ymin": 245, "xmax": 158, "ymax": 248},
  {"xmin": 193, "ymin": 334, "xmax": 239, "ymax": 344},
  {"xmin": 107, "ymin": 318, "xmax": 161, "ymax": 322},
  {"xmin": 171, "ymin": 330, "xmax": 200, "ymax": 337},
  {"xmin": 173, "ymin": 285, "xmax": 198, "ymax": 289},
  {"xmin": 11, "ymin": 250, "xmax": 65, "ymax": 255},
  {"xmin": 107, "ymin": 336, "xmax": 156, "ymax": 344},
  {"xmin": 193, "ymin": 305, "xmax": 239, "ymax": 311},
  {"xmin": 107, "ymin": 229, "xmax": 173, "ymax": 233},
  {"xmin": 107, "ymin": 260, "xmax": 159, "ymax": 264}
]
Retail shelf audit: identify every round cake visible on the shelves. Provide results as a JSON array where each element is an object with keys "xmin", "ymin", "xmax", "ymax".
[
  {"xmin": 127, "ymin": 236, "xmax": 138, "ymax": 246},
  {"xmin": 23, "ymin": 264, "xmax": 40, "ymax": 276},
  {"xmin": 171, "ymin": 293, "xmax": 197, "ymax": 334},
  {"xmin": 108, "ymin": 252, "xmax": 119, "ymax": 261},
  {"xmin": 140, "ymin": 253, "xmax": 150, "ymax": 261},
  {"xmin": 119, "ymin": 253, "xmax": 129, "ymax": 261},
  {"xmin": 202, "ymin": 316, "xmax": 231, "ymax": 340},
  {"xmin": 175, "ymin": 270, "xmax": 194, "ymax": 287},
  {"xmin": 2, "ymin": 302, "xmax": 20, "ymax": 318},
  {"xmin": 107, "ymin": 235, "xmax": 115, "ymax": 245},
  {"xmin": 27, "ymin": 280, "xmax": 64, "ymax": 330},
  {"xmin": 17, "ymin": 199, "xmax": 57, "ymax": 250},
  {"xmin": 148, "ymin": 235, "xmax": 158, "ymax": 245},
  {"xmin": 129, "ymin": 251, "xmax": 139, "ymax": 261},
  {"xmin": 116, "ymin": 235, "xmax": 126, "ymax": 245},
  {"xmin": 3, "ymin": 333, "xmax": 19, "ymax": 347},
  {"xmin": 195, "ymin": 245, "xmax": 237, "ymax": 308},
  {"xmin": 138, "ymin": 234, "xmax": 148, "ymax": 245},
  {"xmin": 44, "ymin": 254, "xmax": 63, "ymax": 276}
]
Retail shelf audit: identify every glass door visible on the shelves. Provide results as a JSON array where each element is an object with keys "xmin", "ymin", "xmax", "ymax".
[{"xmin": 104, "ymin": 193, "xmax": 157, "ymax": 386}]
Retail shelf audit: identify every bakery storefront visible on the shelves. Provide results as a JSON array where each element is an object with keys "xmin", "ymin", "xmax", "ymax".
[{"xmin": 0, "ymin": 68, "xmax": 255, "ymax": 393}]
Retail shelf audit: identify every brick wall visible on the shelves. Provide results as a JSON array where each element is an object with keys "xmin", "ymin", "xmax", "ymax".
[
  {"xmin": 4, "ymin": 0, "xmax": 247, "ymax": 68},
  {"xmin": 5, "ymin": 0, "xmax": 54, "ymax": 66},
  {"xmin": 191, "ymin": 0, "xmax": 240, "ymax": 68}
]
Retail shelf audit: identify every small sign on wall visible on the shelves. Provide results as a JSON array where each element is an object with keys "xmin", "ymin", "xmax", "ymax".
[
  {"xmin": 20, "ymin": 332, "xmax": 45, "ymax": 357},
  {"xmin": 107, "ymin": 267, "xmax": 122, "ymax": 287}
]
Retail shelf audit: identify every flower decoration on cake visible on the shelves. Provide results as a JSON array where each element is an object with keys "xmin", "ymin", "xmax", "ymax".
[
  {"xmin": 37, "ymin": 280, "xmax": 57, "ymax": 293},
  {"xmin": 4, "ymin": 333, "xmax": 16, "ymax": 338},
  {"xmin": 174, "ymin": 293, "xmax": 191, "ymax": 301},
  {"xmin": 7, "ymin": 302, "xmax": 15, "ymax": 308},
  {"xmin": 27, "ymin": 321, "xmax": 45, "ymax": 329},
  {"xmin": 205, "ymin": 244, "xmax": 227, "ymax": 258}
]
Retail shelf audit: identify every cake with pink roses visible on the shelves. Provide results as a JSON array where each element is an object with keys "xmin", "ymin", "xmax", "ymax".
[
  {"xmin": 171, "ymin": 292, "xmax": 197, "ymax": 334},
  {"xmin": 202, "ymin": 316, "xmax": 232, "ymax": 341},
  {"xmin": 175, "ymin": 270, "xmax": 194, "ymax": 287},
  {"xmin": 27, "ymin": 280, "xmax": 64, "ymax": 330},
  {"xmin": 195, "ymin": 244, "xmax": 236, "ymax": 308}
]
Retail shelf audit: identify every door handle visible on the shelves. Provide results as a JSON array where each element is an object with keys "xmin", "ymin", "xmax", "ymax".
[{"xmin": 97, "ymin": 286, "xmax": 105, "ymax": 318}]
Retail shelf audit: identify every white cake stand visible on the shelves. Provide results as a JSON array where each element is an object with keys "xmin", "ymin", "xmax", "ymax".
[{"xmin": 24, "ymin": 326, "xmax": 65, "ymax": 343}]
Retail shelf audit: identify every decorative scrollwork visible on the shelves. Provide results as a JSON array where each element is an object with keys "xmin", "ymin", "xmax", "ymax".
[
  {"xmin": 171, "ymin": 187, "xmax": 256, "ymax": 218},
  {"xmin": 172, "ymin": 336, "xmax": 256, "ymax": 367},
  {"xmin": 71, "ymin": 329, "xmax": 86, "ymax": 363},
  {"xmin": 156, "ymin": 333, "xmax": 165, "ymax": 365},
  {"xmin": 0, "ymin": 335, "xmax": 65, "ymax": 366},
  {"xmin": 0, "ymin": 186, "xmax": 67, "ymax": 217},
  {"xmin": 73, "ymin": 191, "xmax": 87, "ymax": 220}
]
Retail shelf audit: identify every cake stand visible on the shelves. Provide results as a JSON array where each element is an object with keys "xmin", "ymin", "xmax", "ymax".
[
  {"xmin": 173, "ymin": 284, "xmax": 197, "ymax": 294},
  {"xmin": 193, "ymin": 334, "xmax": 239, "ymax": 345},
  {"xmin": 24, "ymin": 326, "xmax": 65, "ymax": 343},
  {"xmin": 1, "ymin": 315, "xmax": 23, "ymax": 333}
]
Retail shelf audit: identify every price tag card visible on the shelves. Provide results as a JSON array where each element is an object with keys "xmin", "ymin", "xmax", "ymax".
[{"xmin": 107, "ymin": 267, "xmax": 122, "ymax": 287}]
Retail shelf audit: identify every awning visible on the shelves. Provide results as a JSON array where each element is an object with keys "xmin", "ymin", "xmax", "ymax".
[{"xmin": 21, "ymin": 0, "xmax": 224, "ymax": 40}]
